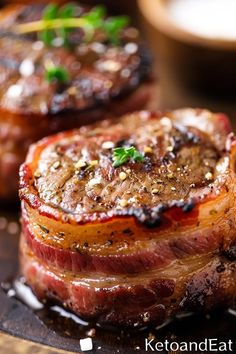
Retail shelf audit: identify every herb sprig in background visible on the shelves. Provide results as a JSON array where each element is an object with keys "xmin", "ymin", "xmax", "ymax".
[{"xmin": 15, "ymin": 2, "xmax": 130, "ymax": 47}]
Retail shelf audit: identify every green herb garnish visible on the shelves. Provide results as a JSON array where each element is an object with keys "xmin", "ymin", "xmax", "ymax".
[
  {"xmin": 57, "ymin": 3, "xmax": 76, "ymax": 47},
  {"xmin": 39, "ymin": 3, "xmax": 77, "ymax": 46},
  {"xmin": 39, "ymin": 3, "xmax": 58, "ymax": 46},
  {"xmin": 112, "ymin": 146, "xmax": 144, "ymax": 168},
  {"xmin": 14, "ymin": 3, "xmax": 130, "ymax": 47},
  {"xmin": 45, "ymin": 65, "xmax": 69, "ymax": 83},
  {"xmin": 104, "ymin": 16, "xmax": 129, "ymax": 45}
]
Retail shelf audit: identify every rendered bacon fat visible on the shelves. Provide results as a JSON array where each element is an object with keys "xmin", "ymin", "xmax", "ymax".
[
  {"xmin": 0, "ymin": 3, "xmax": 152, "ymax": 200},
  {"xmin": 19, "ymin": 109, "xmax": 236, "ymax": 327}
]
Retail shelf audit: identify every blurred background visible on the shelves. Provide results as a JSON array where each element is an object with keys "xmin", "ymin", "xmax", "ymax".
[
  {"xmin": 1, "ymin": 1, "xmax": 236, "ymax": 352},
  {"xmin": 138, "ymin": 0, "xmax": 236, "ymax": 129},
  {"xmin": 2, "ymin": 0, "xmax": 236, "ymax": 126}
]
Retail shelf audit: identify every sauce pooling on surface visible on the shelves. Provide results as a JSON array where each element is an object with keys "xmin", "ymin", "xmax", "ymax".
[{"xmin": 2, "ymin": 277, "xmax": 236, "ymax": 353}]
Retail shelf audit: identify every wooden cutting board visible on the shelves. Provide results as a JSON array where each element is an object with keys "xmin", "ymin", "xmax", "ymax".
[
  {"xmin": 0, "ymin": 332, "xmax": 75, "ymax": 354},
  {"xmin": 0, "ymin": 208, "xmax": 236, "ymax": 354}
]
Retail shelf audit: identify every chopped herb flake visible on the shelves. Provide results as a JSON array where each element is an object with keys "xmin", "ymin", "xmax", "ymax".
[
  {"xmin": 38, "ymin": 224, "xmax": 49, "ymax": 234},
  {"xmin": 45, "ymin": 65, "xmax": 69, "ymax": 83}
]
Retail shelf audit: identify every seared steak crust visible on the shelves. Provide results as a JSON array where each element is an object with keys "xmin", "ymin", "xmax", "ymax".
[
  {"xmin": 19, "ymin": 109, "xmax": 236, "ymax": 327},
  {"xmin": 0, "ymin": 4, "xmax": 152, "ymax": 199},
  {"xmin": 0, "ymin": 4, "xmax": 150, "ymax": 115}
]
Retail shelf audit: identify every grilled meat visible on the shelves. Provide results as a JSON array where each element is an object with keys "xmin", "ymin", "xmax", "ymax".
[
  {"xmin": 0, "ymin": 3, "xmax": 152, "ymax": 199},
  {"xmin": 19, "ymin": 108, "xmax": 236, "ymax": 327}
]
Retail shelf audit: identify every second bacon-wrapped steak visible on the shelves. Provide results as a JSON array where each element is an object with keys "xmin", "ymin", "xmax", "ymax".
[
  {"xmin": 0, "ymin": 3, "xmax": 152, "ymax": 200},
  {"xmin": 19, "ymin": 109, "xmax": 236, "ymax": 327}
]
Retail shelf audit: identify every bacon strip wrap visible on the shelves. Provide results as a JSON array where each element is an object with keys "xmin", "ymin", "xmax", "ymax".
[{"xmin": 19, "ymin": 109, "xmax": 236, "ymax": 327}]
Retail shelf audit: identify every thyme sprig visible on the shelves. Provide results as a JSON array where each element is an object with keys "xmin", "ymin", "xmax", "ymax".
[
  {"xmin": 112, "ymin": 146, "xmax": 144, "ymax": 168},
  {"xmin": 14, "ymin": 3, "xmax": 130, "ymax": 47}
]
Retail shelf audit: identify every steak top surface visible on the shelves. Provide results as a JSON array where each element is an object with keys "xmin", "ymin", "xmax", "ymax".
[{"xmin": 32, "ymin": 109, "xmax": 229, "ymax": 215}]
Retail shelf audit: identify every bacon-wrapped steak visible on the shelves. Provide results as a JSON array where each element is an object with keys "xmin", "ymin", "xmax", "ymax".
[
  {"xmin": 19, "ymin": 109, "xmax": 236, "ymax": 327},
  {"xmin": 0, "ymin": 3, "xmax": 152, "ymax": 200}
]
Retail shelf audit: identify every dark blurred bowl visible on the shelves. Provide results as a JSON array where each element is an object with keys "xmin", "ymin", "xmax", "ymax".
[{"xmin": 138, "ymin": 0, "xmax": 236, "ymax": 97}]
